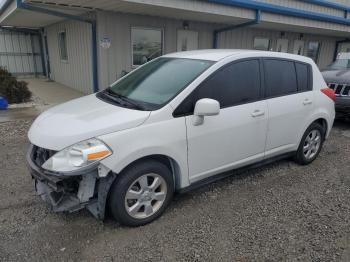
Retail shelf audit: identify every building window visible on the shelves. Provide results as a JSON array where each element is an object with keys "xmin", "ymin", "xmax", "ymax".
[
  {"xmin": 306, "ymin": 41, "xmax": 320, "ymax": 62},
  {"xmin": 131, "ymin": 28, "xmax": 163, "ymax": 66},
  {"xmin": 253, "ymin": 37, "xmax": 270, "ymax": 50},
  {"xmin": 58, "ymin": 31, "xmax": 68, "ymax": 61}
]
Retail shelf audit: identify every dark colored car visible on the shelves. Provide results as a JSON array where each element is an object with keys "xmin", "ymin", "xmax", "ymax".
[{"xmin": 322, "ymin": 53, "xmax": 350, "ymax": 118}]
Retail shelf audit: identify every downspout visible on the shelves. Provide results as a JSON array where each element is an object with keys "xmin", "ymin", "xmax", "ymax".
[
  {"xmin": 38, "ymin": 29, "xmax": 47, "ymax": 77},
  {"xmin": 91, "ymin": 21, "xmax": 98, "ymax": 93},
  {"xmin": 333, "ymin": 39, "xmax": 350, "ymax": 61},
  {"xmin": 15, "ymin": 0, "xmax": 99, "ymax": 93},
  {"xmin": 213, "ymin": 9, "xmax": 261, "ymax": 48}
]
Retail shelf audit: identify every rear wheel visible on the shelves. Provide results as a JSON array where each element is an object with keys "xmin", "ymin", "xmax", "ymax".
[
  {"xmin": 109, "ymin": 160, "xmax": 174, "ymax": 226},
  {"xmin": 294, "ymin": 122, "xmax": 325, "ymax": 165}
]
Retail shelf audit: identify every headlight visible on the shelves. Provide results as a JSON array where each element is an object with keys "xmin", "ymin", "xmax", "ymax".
[{"xmin": 42, "ymin": 138, "xmax": 112, "ymax": 172}]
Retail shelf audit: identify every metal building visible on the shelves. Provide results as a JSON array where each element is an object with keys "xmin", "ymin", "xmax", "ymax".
[
  {"xmin": 0, "ymin": 27, "xmax": 44, "ymax": 77},
  {"xmin": 1, "ymin": 0, "xmax": 350, "ymax": 94}
]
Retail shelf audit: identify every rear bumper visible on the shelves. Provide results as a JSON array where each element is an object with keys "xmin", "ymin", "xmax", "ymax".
[{"xmin": 26, "ymin": 145, "xmax": 116, "ymax": 220}]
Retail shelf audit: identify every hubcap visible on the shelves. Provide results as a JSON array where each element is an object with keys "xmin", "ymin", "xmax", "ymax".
[
  {"xmin": 303, "ymin": 129, "xmax": 321, "ymax": 160},
  {"xmin": 124, "ymin": 173, "xmax": 167, "ymax": 219}
]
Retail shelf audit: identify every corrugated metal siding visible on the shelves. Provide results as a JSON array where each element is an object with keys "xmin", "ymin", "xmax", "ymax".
[
  {"xmin": 0, "ymin": 30, "xmax": 43, "ymax": 76},
  {"xmin": 257, "ymin": 0, "xmax": 345, "ymax": 17},
  {"xmin": 333, "ymin": 0, "xmax": 350, "ymax": 5},
  {"xmin": 261, "ymin": 12, "xmax": 350, "ymax": 36},
  {"xmin": 253, "ymin": 0, "xmax": 350, "ymax": 34},
  {"xmin": 97, "ymin": 11, "xmax": 216, "ymax": 89},
  {"xmin": 217, "ymin": 27, "xmax": 336, "ymax": 69},
  {"xmin": 31, "ymin": 0, "xmax": 256, "ymax": 22},
  {"xmin": 45, "ymin": 20, "xmax": 93, "ymax": 94}
]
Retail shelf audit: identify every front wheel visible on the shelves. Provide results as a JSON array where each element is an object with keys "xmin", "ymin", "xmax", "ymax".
[
  {"xmin": 294, "ymin": 122, "xmax": 325, "ymax": 165},
  {"xmin": 109, "ymin": 160, "xmax": 174, "ymax": 226}
]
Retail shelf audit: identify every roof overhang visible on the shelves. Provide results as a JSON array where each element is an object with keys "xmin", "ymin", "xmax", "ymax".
[
  {"xmin": 0, "ymin": 0, "xmax": 88, "ymax": 27},
  {"xmin": 1, "ymin": 0, "xmax": 350, "ymax": 38}
]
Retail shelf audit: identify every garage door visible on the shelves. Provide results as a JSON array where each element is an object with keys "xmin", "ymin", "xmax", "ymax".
[{"xmin": 0, "ymin": 29, "xmax": 44, "ymax": 77}]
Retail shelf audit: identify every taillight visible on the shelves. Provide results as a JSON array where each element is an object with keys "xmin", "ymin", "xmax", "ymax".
[{"xmin": 321, "ymin": 88, "xmax": 336, "ymax": 102}]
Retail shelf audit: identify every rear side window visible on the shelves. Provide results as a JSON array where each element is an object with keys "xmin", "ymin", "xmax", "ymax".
[
  {"xmin": 196, "ymin": 59, "xmax": 261, "ymax": 108},
  {"xmin": 264, "ymin": 59, "xmax": 298, "ymax": 97},
  {"xmin": 295, "ymin": 62, "xmax": 312, "ymax": 91}
]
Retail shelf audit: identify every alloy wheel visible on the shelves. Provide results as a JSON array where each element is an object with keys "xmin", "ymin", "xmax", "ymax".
[
  {"xmin": 124, "ymin": 173, "xmax": 167, "ymax": 219},
  {"xmin": 303, "ymin": 129, "xmax": 321, "ymax": 160}
]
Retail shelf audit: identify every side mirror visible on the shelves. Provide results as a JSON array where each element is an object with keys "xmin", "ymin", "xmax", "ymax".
[{"xmin": 193, "ymin": 98, "xmax": 220, "ymax": 126}]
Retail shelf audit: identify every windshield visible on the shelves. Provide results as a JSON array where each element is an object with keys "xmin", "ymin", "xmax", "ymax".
[
  {"xmin": 101, "ymin": 57, "xmax": 214, "ymax": 110},
  {"xmin": 328, "ymin": 59, "xmax": 350, "ymax": 70}
]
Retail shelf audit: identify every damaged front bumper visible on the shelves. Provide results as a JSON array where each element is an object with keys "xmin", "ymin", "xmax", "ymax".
[{"xmin": 26, "ymin": 145, "xmax": 116, "ymax": 220}]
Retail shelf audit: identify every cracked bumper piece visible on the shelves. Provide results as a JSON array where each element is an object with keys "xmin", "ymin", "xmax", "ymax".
[{"xmin": 26, "ymin": 145, "xmax": 116, "ymax": 220}]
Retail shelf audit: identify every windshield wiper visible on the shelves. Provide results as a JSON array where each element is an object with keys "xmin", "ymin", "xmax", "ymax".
[{"xmin": 104, "ymin": 88, "xmax": 145, "ymax": 110}]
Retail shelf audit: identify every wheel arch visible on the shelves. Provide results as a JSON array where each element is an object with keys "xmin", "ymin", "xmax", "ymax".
[
  {"xmin": 115, "ymin": 154, "xmax": 184, "ymax": 191},
  {"xmin": 313, "ymin": 118, "xmax": 328, "ymax": 137},
  {"xmin": 298, "ymin": 111, "xmax": 332, "ymax": 144}
]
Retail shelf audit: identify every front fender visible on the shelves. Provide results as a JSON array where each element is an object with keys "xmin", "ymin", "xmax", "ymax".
[{"xmin": 98, "ymin": 117, "xmax": 189, "ymax": 188}]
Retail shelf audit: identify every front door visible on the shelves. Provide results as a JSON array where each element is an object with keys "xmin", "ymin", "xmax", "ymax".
[
  {"xmin": 293, "ymin": 40, "xmax": 305, "ymax": 55},
  {"xmin": 177, "ymin": 30, "xmax": 198, "ymax": 52},
  {"xmin": 184, "ymin": 59, "xmax": 268, "ymax": 182},
  {"xmin": 276, "ymin": 39, "xmax": 289, "ymax": 53}
]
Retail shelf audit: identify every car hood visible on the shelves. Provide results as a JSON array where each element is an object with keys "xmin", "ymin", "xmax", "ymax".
[
  {"xmin": 322, "ymin": 69, "xmax": 350, "ymax": 84},
  {"xmin": 28, "ymin": 94, "xmax": 151, "ymax": 150}
]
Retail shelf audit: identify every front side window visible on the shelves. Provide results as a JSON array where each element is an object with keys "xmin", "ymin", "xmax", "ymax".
[
  {"xmin": 100, "ymin": 58, "xmax": 213, "ymax": 110},
  {"xmin": 58, "ymin": 31, "xmax": 68, "ymax": 61},
  {"xmin": 254, "ymin": 37, "xmax": 270, "ymax": 51},
  {"xmin": 195, "ymin": 60, "xmax": 261, "ymax": 108},
  {"xmin": 306, "ymin": 41, "xmax": 320, "ymax": 62},
  {"xmin": 264, "ymin": 59, "xmax": 298, "ymax": 97},
  {"xmin": 132, "ymin": 28, "xmax": 163, "ymax": 66},
  {"xmin": 173, "ymin": 60, "xmax": 261, "ymax": 116}
]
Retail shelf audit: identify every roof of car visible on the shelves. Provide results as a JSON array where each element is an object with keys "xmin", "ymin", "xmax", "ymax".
[{"xmin": 164, "ymin": 49, "xmax": 313, "ymax": 63}]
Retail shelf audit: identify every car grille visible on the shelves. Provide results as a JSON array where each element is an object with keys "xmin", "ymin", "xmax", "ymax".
[
  {"xmin": 327, "ymin": 83, "xmax": 350, "ymax": 97},
  {"xmin": 31, "ymin": 145, "xmax": 57, "ymax": 167}
]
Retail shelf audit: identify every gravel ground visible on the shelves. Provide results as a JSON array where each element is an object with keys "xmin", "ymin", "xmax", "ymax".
[{"xmin": 0, "ymin": 119, "xmax": 350, "ymax": 262}]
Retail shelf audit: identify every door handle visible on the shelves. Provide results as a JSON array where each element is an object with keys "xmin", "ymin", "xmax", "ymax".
[
  {"xmin": 251, "ymin": 110, "xmax": 265, "ymax": 117},
  {"xmin": 303, "ymin": 99, "xmax": 313, "ymax": 105}
]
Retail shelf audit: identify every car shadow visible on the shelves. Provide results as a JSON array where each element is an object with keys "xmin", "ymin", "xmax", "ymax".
[
  {"xmin": 102, "ymin": 158, "xmax": 293, "ymax": 228},
  {"xmin": 334, "ymin": 118, "xmax": 350, "ymax": 129}
]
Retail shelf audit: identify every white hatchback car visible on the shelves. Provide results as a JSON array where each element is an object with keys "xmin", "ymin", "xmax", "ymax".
[{"xmin": 27, "ymin": 50, "xmax": 335, "ymax": 226}]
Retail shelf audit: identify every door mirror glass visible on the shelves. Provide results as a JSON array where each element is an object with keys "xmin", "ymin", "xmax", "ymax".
[{"xmin": 193, "ymin": 98, "xmax": 220, "ymax": 126}]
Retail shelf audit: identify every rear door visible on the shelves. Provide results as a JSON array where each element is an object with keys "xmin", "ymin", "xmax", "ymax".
[
  {"xmin": 263, "ymin": 58, "xmax": 314, "ymax": 157},
  {"xmin": 178, "ymin": 59, "xmax": 268, "ymax": 182}
]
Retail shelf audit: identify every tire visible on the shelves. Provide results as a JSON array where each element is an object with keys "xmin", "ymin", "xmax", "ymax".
[
  {"xmin": 109, "ymin": 160, "xmax": 174, "ymax": 227},
  {"xmin": 294, "ymin": 122, "xmax": 325, "ymax": 165}
]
